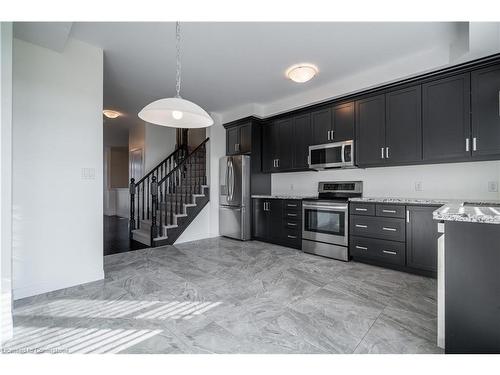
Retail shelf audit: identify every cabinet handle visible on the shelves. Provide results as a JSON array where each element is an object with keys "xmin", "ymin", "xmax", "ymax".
[
  {"xmin": 406, "ymin": 210, "xmax": 410, "ymax": 223},
  {"xmin": 327, "ymin": 130, "xmax": 330, "ymax": 141},
  {"xmin": 383, "ymin": 250, "xmax": 397, "ymax": 255},
  {"xmin": 287, "ymin": 213, "xmax": 297, "ymax": 217},
  {"xmin": 277, "ymin": 159, "xmax": 280, "ymax": 167},
  {"xmin": 355, "ymin": 245, "xmax": 368, "ymax": 250},
  {"xmin": 473, "ymin": 137, "xmax": 477, "ymax": 151},
  {"xmin": 382, "ymin": 209, "xmax": 396, "ymax": 213},
  {"xmin": 307, "ymin": 155, "xmax": 311, "ymax": 165},
  {"xmin": 382, "ymin": 227, "xmax": 397, "ymax": 232},
  {"xmin": 386, "ymin": 147, "xmax": 389, "ymax": 159},
  {"xmin": 287, "ymin": 235, "xmax": 297, "ymax": 239},
  {"xmin": 287, "ymin": 222, "xmax": 297, "ymax": 226},
  {"xmin": 381, "ymin": 147, "xmax": 385, "ymax": 159},
  {"xmin": 355, "ymin": 224, "xmax": 368, "ymax": 228},
  {"xmin": 466, "ymin": 138, "xmax": 470, "ymax": 152},
  {"xmin": 355, "ymin": 208, "xmax": 367, "ymax": 212},
  {"xmin": 287, "ymin": 204, "xmax": 297, "ymax": 207}
]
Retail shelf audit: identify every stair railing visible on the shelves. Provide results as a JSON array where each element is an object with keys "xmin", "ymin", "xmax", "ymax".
[
  {"xmin": 129, "ymin": 144, "xmax": 188, "ymax": 238},
  {"xmin": 129, "ymin": 138, "xmax": 209, "ymax": 244}
]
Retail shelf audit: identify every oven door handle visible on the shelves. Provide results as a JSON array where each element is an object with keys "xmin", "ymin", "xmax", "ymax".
[
  {"xmin": 303, "ymin": 204, "xmax": 348, "ymax": 211},
  {"xmin": 341, "ymin": 143, "xmax": 345, "ymax": 164}
]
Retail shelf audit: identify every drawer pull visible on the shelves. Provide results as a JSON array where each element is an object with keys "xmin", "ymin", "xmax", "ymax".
[
  {"xmin": 382, "ymin": 209, "xmax": 396, "ymax": 213},
  {"xmin": 383, "ymin": 250, "xmax": 397, "ymax": 255},
  {"xmin": 287, "ymin": 223, "xmax": 297, "ymax": 226},
  {"xmin": 355, "ymin": 245, "xmax": 368, "ymax": 250},
  {"xmin": 355, "ymin": 224, "xmax": 368, "ymax": 228},
  {"xmin": 287, "ymin": 213, "xmax": 297, "ymax": 217},
  {"xmin": 382, "ymin": 227, "xmax": 397, "ymax": 232},
  {"xmin": 287, "ymin": 204, "xmax": 297, "ymax": 208},
  {"xmin": 287, "ymin": 235, "xmax": 297, "ymax": 239},
  {"xmin": 355, "ymin": 208, "xmax": 367, "ymax": 212}
]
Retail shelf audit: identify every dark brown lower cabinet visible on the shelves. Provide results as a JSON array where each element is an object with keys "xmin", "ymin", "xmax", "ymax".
[
  {"xmin": 406, "ymin": 205, "xmax": 438, "ymax": 273},
  {"xmin": 252, "ymin": 198, "xmax": 301, "ymax": 249},
  {"xmin": 350, "ymin": 202, "xmax": 439, "ymax": 277}
]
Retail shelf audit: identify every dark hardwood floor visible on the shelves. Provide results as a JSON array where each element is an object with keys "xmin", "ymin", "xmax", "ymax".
[{"xmin": 103, "ymin": 215, "xmax": 148, "ymax": 256}]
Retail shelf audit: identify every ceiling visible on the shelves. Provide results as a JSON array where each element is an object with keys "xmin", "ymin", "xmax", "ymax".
[{"xmin": 16, "ymin": 22, "xmax": 468, "ymax": 128}]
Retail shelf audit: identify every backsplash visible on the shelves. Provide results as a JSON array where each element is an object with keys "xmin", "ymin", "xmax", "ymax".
[{"xmin": 272, "ymin": 160, "xmax": 500, "ymax": 200}]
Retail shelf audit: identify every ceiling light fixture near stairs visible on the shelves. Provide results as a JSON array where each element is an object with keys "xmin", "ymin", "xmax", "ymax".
[
  {"xmin": 286, "ymin": 63, "xmax": 319, "ymax": 83},
  {"xmin": 138, "ymin": 22, "xmax": 214, "ymax": 128}
]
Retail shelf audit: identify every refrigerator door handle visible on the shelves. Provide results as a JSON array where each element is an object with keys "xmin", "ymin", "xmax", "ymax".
[
  {"xmin": 225, "ymin": 159, "xmax": 230, "ymax": 200},
  {"xmin": 229, "ymin": 159, "xmax": 234, "ymax": 201}
]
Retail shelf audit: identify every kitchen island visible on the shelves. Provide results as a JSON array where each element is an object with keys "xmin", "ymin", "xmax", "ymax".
[{"xmin": 433, "ymin": 201, "xmax": 500, "ymax": 354}]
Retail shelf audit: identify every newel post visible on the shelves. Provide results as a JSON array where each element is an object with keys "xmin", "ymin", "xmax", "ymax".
[
  {"xmin": 129, "ymin": 178, "xmax": 136, "ymax": 239},
  {"xmin": 150, "ymin": 175, "xmax": 158, "ymax": 246}
]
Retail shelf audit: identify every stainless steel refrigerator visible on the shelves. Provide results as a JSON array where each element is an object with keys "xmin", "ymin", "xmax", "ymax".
[{"xmin": 219, "ymin": 155, "xmax": 251, "ymax": 240}]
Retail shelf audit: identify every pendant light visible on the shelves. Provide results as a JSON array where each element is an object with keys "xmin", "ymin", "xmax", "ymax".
[{"xmin": 138, "ymin": 22, "xmax": 214, "ymax": 128}]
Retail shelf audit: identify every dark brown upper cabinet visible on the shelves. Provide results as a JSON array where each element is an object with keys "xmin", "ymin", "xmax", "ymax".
[
  {"xmin": 293, "ymin": 113, "xmax": 312, "ymax": 170},
  {"xmin": 355, "ymin": 94, "xmax": 386, "ymax": 167},
  {"xmin": 331, "ymin": 102, "xmax": 355, "ymax": 142},
  {"xmin": 422, "ymin": 73, "xmax": 471, "ymax": 162},
  {"xmin": 385, "ymin": 85, "xmax": 422, "ymax": 164},
  {"xmin": 226, "ymin": 121, "xmax": 252, "ymax": 155},
  {"xmin": 471, "ymin": 63, "xmax": 500, "ymax": 159},
  {"xmin": 310, "ymin": 107, "xmax": 333, "ymax": 145}
]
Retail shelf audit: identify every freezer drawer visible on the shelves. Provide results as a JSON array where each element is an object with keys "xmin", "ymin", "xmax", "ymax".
[{"xmin": 219, "ymin": 205, "xmax": 250, "ymax": 240}]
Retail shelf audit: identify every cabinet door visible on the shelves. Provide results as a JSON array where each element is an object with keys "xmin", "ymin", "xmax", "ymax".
[
  {"xmin": 226, "ymin": 126, "xmax": 239, "ymax": 155},
  {"xmin": 332, "ymin": 102, "xmax": 354, "ymax": 142},
  {"xmin": 252, "ymin": 199, "xmax": 269, "ymax": 240},
  {"xmin": 406, "ymin": 206, "xmax": 438, "ymax": 273},
  {"xmin": 274, "ymin": 118, "xmax": 294, "ymax": 171},
  {"xmin": 471, "ymin": 64, "xmax": 500, "ymax": 158},
  {"xmin": 268, "ymin": 199, "xmax": 283, "ymax": 242},
  {"xmin": 385, "ymin": 85, "xmax": 422, "ymax": 164},
  {"xmin": 355, "ymin": 95, "xmax": 386, "ymax": 167},
  {"xmin": 239, "ymin": 122, "xmax": 252, "ymax": 154},
  {"xmin": 311, "ymin": 107, "xmax": 332, "ymax": 145},
  {"xmin": 293, "ymin": 114, "xmax": 311, "ymax": 170},
  {"xmin": 422, "ymin": 73, "xmax": 471, "ymax": 162},
  {"xmin": 261, "ymin": 124, "xmax": 274, "ymax": 173}
]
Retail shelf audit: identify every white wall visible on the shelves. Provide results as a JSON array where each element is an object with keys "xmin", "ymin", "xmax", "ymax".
[
  {"xmin": 12, "ymin": 38, "xmax": 104, "ymax": 300},
  {"xmin": 0, "ymin": 22, "xmax": 13, "ymax": 343},
  {"xmin": 144, "ymin": 123, "xmax": 176, "ymax": 173},
  {"xmin": 272, "ymin": 161, "xmax": 500, "ymax": 201}
]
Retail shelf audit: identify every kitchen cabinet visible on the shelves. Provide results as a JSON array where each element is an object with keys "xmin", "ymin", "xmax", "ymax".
[
  {"xmin": 332, "ymin": 102, "xmax": 355, "ymax": 142},
  {"xmin": 226, "ymin": 121, "xmax": 252, "ymax": 155},
  {"xmin": 266, "ymin": 118, "xmax": 294, "ymax": 172},
  {"xmin": 293, "ymin": 113, "xmax": 312, "ymax": 170},
  {"xmin": 385, "ymin": 85, "xmax": 422, "ymax": 164},
  {"xmin": 252, "ymin": 198, "xmax": 302, "ymax": 249},
  {"xmin": 422, "ymin": 73, "xmax": 471, "ymax": 162},
  {"xmin": 406, "ymin": 206, "xmax": 438, "ymax": 273},
  {"xmin": 349, "ymin": 202, "xmax": 439, "ymax": 277},
  {"xmin": 311, "ymin": 107, "xmax": 332, "ymax": 145},
  {"xmin": 355, "ymin": 94, "xmax": 386, "ymax": 167},
  {"xmin": 471, "ymin": 64, "xmax": 500, "ymax": 159}
]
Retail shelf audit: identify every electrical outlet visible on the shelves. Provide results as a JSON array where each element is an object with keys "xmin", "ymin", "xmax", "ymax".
[
  {"xmin": 488, "ymin": 181, "xmax": 498, "ymax": 192},
  {"xmin": 414, "ymin": 181, "xmax": 423, "ymax": 192}
]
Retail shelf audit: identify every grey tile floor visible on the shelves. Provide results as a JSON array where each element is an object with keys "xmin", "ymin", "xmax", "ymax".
[{"xmin": 4, "ymin": 237, "xmax": 442, "ymax": 354}]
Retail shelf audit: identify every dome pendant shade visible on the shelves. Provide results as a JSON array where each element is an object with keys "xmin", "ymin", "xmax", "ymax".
[{"xmin": 138, "ymin": 97, "xmax": 214, "ymax": 128}]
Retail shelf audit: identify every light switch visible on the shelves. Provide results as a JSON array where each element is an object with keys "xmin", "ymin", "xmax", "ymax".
[{"xmin": 488, "ymin": 181, "xmax": 498, "ymax": 192}]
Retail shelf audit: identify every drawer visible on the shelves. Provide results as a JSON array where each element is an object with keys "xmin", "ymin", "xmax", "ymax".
[
  {"xmin": 284, "ymin": 200, "xmax": 301, "ymax": 211},
  {"xmin": 376, "ymin": 204, "xmax": 406, "ymax": 219},
  {"xmin": 350, "ymin": 215, "xmax": 406, "ymax": 242},
  {"xmin": 350, "ymin": 236, "xmax": 405, "ymax": 266},
  {"xmin": 350, "ymin": 202, "xmax": 375, "ymax": 216},
  {"xmin": 282, "ymin": 230, "xmax": 301, "ymax": 249},
  {"xmin": 284, "ymin": 210, "xmax": 301, "ymax": 220},
  {"xmin": 284, "ymin": 220, "xmax": 301, "ymax": 231}
]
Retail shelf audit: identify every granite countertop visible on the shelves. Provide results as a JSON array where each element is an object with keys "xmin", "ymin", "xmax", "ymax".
[
  {"xmin": 251, "ymin": 194, "xmax": 317, "ymax": 200},
  {"xmin": 433, "ymin": 201, "xmax": 500, "ymax": 224},
  {"xmin": 349, "ymin": 197, "xmax": 450, "ymax": 206}
]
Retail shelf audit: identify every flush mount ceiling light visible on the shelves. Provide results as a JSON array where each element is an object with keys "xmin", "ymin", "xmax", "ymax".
[
  {"xmin": 286, "ymin": 63, "xmax": 319, "ymax": 83},
  {"xmin": 138, "ymin": 22, "xmax": 214, "ymax": 128},
  {"xmin": 103, "ymin": 109, "xmax": 121, "ymax": 119}
]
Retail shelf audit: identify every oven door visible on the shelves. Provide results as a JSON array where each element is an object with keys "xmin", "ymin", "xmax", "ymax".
[{"xmin": 302, "ymin": 202, "xmax": 348, "ymax": 245}]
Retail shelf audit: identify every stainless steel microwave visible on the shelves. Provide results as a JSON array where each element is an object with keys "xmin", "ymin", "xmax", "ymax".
[{"xmin": 308, "ymin": 140, "xmax": 354, "ymax": 170}]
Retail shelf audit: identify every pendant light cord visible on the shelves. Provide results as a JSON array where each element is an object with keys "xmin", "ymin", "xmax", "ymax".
[{"xmin": 175, "ymin": 21, "xmax": 182, "ymax": 98}]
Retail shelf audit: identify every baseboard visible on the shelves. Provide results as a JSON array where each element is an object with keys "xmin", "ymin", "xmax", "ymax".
[{"xmin": 13, "ymin": 269, "xmax": 105, "ymax": 300}]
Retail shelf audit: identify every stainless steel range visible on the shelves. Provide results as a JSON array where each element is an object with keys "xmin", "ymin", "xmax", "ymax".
[{"xmin": 302, "ymin": 181, "xmax": 363, "ymax": 261}]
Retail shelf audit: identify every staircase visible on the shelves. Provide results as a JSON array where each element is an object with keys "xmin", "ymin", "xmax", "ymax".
[{"xmin": 129, "ymin": 138, "xmax": 209, "ymax": 247}]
